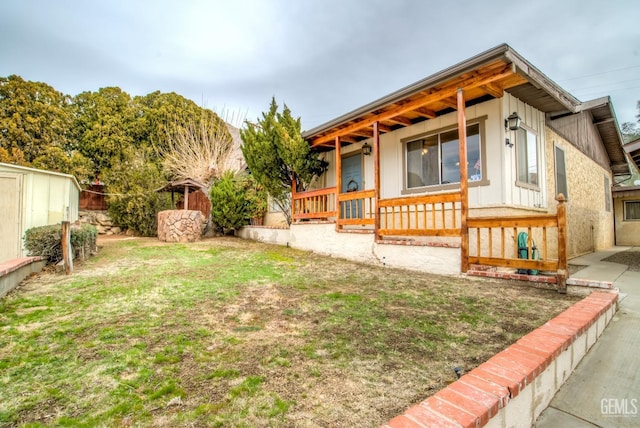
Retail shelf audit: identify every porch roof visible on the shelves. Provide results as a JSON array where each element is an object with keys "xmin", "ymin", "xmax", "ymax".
[{"xmin": 303, "ymin": 43, "xmax": 581, "ymax": 148}]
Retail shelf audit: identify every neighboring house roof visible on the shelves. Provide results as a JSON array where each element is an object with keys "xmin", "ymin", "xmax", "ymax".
[
  {"xmin": 301, "ymin": 43, "xmax": 629, "ymax": 176},
  {"xmin": 624, "ymin": 137, "xmax": 640, "ymax": 171},
  {"xmin": 0, "ymin": 162, "xmax": 81, "ymax": 191},
  {"xmin": 612, "ymin": 184, "xmax": 640, "ymax": 198}
]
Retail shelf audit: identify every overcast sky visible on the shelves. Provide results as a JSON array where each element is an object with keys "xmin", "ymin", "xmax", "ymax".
[{"xmin": 1, "ymin": 0, "xmax": 639, "ymax": 130}]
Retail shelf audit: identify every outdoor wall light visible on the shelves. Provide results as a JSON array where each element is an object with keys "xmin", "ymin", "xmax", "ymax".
[
  {"xmin": 362, "ymin": 142, "xmax": 372, "ymax": 156},
  {"xmin": 505, "ymin": 112, "xmax": 522, "ymax": 131}
]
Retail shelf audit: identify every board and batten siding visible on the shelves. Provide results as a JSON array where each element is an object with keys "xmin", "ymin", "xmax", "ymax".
[{"xmin": 502, "ymin": 93, "xmax": 548, "ymax": 209}]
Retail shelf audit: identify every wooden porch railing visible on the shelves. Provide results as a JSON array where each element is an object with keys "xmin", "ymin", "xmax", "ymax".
[
  {"xmin": 292, "ymin": 187, "xmax": 337, "ymax": 221},
  {"xmin": 337, "ymin": 189, "xmax": 376, "ymax": 227},
  {"xmin": 377, "ymin": 192, "xmax": 462, "ymax": 237},
  {"xmin": 465, "ymin": 195, "xmax": 568, "ymax": 291}
]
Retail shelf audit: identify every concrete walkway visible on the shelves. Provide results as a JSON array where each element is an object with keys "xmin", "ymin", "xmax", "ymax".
[{"xmin": 536, "ymin": 247, "xmax": 640, "ymax": 427}]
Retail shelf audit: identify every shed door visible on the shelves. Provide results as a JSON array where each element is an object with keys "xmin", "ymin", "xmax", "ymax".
[{"xmin": 0, "ymin": 174, "xmax": 22, "ymax": 263}]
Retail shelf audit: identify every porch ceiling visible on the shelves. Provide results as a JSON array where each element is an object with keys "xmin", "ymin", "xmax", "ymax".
[{"xmin": 303, "ymin": 44, "xmax": 580, "ymax": 149}]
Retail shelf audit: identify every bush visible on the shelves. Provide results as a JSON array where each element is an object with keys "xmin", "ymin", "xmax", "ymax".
[
  {"xmin": 103, "ymin": 148, "xmax": 171, "ymax": 237},
  {"xmin": 210, "ymin": 172, "xmax": 248, "ymax": 231},
  {"xmin": 24, "ymin": 223, "xmax": 98, "ymax": 263}
]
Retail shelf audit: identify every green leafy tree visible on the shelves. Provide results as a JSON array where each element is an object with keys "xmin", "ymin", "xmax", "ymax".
[
  {"xmin": 103, "ymin": 147, "xmax": 170, "ymax": 236},
  {"xmin": 71, "ymin": 87, "xmax": 137, "ymax": 175},
  {"xmin": 240, "ymin": 98, "xmax": 326, "ymax": 224},
  {"xmin": 32, "ymin": 146, "xmax": 94, "ymax": 183},
  {"xmin": 0, "ymin": 75, "xmax": 72, "ymax": 163}
]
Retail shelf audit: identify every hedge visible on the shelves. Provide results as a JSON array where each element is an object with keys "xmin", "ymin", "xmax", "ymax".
[{"xmin": 24, "ymin": 223, "xmax": 98, "ymax": 263}]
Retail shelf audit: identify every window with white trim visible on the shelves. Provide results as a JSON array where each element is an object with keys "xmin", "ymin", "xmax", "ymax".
[
  {"xmin": 516, "ymin": 127, "xmax": 538, "ymax": 187},
  {"xmin": 624, "ymin": 200, "xmax": 640, "ymax": 220},
  {"xmin": 405, "ymin": 123, "xmax": 482, "ymax": 189}
]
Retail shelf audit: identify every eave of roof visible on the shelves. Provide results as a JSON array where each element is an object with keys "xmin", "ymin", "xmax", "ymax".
[{"xmin": 578, "ymin": 97, "xmax": 630, "ymax": 176}]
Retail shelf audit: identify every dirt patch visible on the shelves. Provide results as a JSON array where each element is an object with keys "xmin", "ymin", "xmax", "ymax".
[{"xmin": 601, "ymin": 248, "xmax": 640, "ymax": 271}]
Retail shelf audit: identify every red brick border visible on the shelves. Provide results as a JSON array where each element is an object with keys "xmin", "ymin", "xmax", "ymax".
[
  {"xmin": 0, "ymin": 256, "xmax": 46, "ymax": 277},
  {"xmin": 382, "ymin": 292, "xmax": 618, "ymax": 428}
]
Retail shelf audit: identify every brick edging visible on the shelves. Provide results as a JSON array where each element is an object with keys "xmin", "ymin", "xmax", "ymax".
[
  {"xmin": 382, "ymin": 291, "xmax": 618, "ymax": 428},
  {"xmin": 0, "ymin": 256, "xmax": 47, "ymax": 277}
]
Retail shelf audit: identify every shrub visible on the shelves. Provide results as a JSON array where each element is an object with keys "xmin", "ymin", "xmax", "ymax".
[
  {"xmin": 24, "ymin": 223, "xmax": 98, "ymax": 263},
  {"xmin": 210, "ymin": 172, "xmax": 248, "ymax": 231},
  {"xmin": 103, "ymin": 147, "xmax": 171, "ymax": 237}
]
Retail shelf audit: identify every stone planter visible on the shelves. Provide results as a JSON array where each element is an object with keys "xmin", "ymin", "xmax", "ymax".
[{"xmin": 157, "ymin": 210, "xmax": 204, "ymax": 242}]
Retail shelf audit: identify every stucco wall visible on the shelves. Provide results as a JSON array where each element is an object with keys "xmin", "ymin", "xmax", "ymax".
[
  {"xmin": 545, "ymin": 128, "xmax": 614, "ymax": 256},
  {"xmin": 238, "ymin": 224, "xmax": 461, "ymax": 275},
  {"xmin": 614, "ymin": 193, "xmax": 640, "ymax": 246}
]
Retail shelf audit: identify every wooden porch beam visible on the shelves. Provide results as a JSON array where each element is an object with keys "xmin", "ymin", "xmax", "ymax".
[
  {"xmin": 414, "ymin": 107, "xmax": 437, "ymax": 119},
  {"xmin": 457, "ymin": 88, "xmax": 469, "ymax": 273},
  {"xmin": 351, "ymin": 129, "xmax": 374, "ymax": 137},
  {"xmin": 310, "ymin": 64, "xmax": 514, "ymax": 146},
  {"xmin": 377, "ymin": 124, "xmax": 392, "ymax": 133},
  {"xmin": 373, "ymin": 121, "xmax": 380, "ymax": 240},
  {"xmin": 335, "ymin": 136, "xmax": 342, "ymax": 232},
  {"xmin": 481, "ymin": 82, "xmax": 504, "ymax": 98},
  {"xmin": 386, "ymin": 115, "xmax": 413, "ymax": 126},
  {"xmin": 440, "ymin": 97, "xmax": 458, "ymax": 109}
]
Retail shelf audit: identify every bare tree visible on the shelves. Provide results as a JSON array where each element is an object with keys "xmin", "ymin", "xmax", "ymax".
[{"xmin": 161, "ymin": 110, "xmax": 245, "ymax": 192}]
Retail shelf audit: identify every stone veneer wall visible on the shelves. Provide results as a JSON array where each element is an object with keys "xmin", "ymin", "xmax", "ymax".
[
  {"xmin": 78, "ymin": 210, "xmax": 123, "ymax": 235},
  {"xmin": 157, "ymin": 210, "xmax": 204, "ymax": 242}
]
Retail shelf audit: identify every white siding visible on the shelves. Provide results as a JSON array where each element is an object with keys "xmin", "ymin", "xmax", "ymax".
[{"xmin": 502, "ymin": 93, "xmax": 548, "ymax": 209}]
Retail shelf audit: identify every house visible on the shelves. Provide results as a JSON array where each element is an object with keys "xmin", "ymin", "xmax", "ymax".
[
  {"xmin": 0, "ymin": 162, "xmax": 80, "ymax": 263},
  {"xmin": 242, "ymin": 44, "xmax": 630, "ymax": 291},
  {"xmin": 613, "ymin": 137, "xmax": 640, "ymax": 245}
]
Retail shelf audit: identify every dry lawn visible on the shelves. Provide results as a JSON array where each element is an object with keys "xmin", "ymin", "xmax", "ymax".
[{"xmin": 0, "ymin": 237, "xmax": 579, "ymax": 427}]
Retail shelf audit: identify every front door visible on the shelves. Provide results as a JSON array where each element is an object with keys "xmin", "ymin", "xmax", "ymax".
[{"xmin": 341, "ymin": 154, "xmax": 362, "ymax": 219}]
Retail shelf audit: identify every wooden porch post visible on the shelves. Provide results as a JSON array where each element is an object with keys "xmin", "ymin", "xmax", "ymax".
[
  {"xmin": 556, "ymin": 194, "xmax": 568, "ymax": 293},
  {"xmin": 457, "ymin": 89, "xmax": 469, "ymax": 273},
  {"xmin": 184, "ymin": 185, "xmax": 189, "ymax": 210},
  {"xmin": 373, "ymin": 122, "xmax": 381, "ymax": 240},
  {"xmin": 335, "ymin": 136, "xmax": 342, "ymax": 231},
  {"xmin": 291, "ymin": 172, "xmax": 296, "ymax": 224}
]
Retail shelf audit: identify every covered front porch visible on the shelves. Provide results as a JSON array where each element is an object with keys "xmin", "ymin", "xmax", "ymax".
[{"xmin": 290, "ymin": 46, "xmax": 569, "ymax": 291}]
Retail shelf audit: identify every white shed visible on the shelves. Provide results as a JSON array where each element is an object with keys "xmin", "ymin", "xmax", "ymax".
[{"xmin": 0, "ymin": 162, "xmax": 80, "ymax": 263}]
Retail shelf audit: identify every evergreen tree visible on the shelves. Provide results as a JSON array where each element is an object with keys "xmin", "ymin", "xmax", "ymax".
[{"xmin": 240, "ymin": 98, "xmax": 326, "ymax": 224}]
